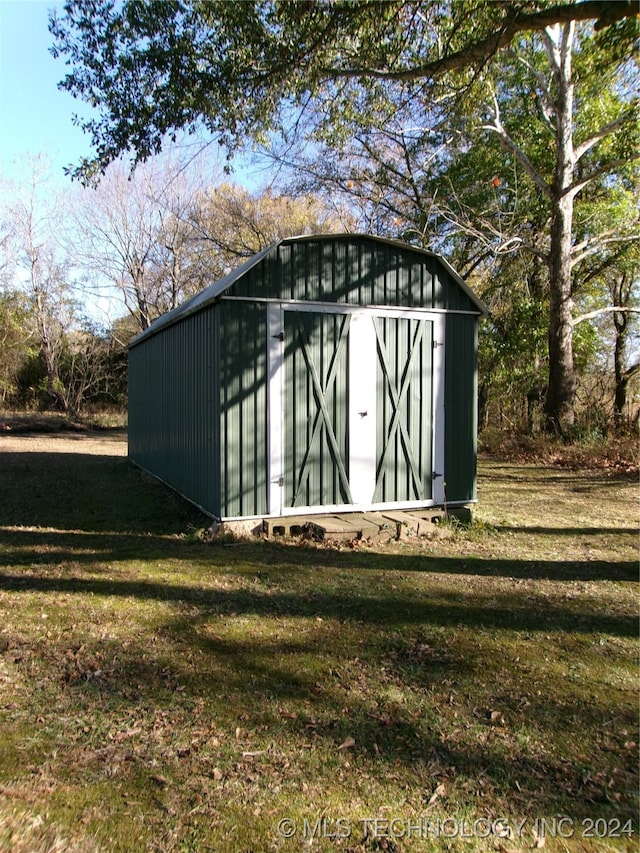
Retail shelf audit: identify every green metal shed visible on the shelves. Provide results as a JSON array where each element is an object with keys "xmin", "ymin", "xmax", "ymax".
[{"xmin": 128, "ymin": 234, "xmax": 486, "ymax": 521}]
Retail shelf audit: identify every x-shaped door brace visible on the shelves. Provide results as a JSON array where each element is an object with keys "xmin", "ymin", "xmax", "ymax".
[
  {"xmin": 373, "ymin": 318, "xmax": 426, "ymax": 501},
  {"xmin": 291, "ymin": 313, "xmax": 353, "ymax": 505}
]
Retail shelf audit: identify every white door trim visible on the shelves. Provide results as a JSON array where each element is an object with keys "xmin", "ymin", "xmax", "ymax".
[
  {"xmin": 431, "ymin": 315, "xmax": 446, "ymax": 506},
  {"xmin": 267, "ymin": 304, "xmax": 284, "ymax": 515},
  {"xmin": 348, "ymin": 313, "xmax": 377, "ymax": 506}
]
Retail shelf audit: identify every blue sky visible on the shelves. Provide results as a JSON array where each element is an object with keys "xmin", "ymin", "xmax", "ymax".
[
  {"xmin": 0, "ymin": 0, "xmax": 264, "ymax": 323},
  {"xmin": 0, "ymin": 0, "xmax": 95, "ymax": 182},
  {"xmin": 0, "ymin": 0, "xmax": 264, "ymax": 187}
]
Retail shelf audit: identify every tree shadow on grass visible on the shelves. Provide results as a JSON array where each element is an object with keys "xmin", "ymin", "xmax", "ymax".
[
  {"xmin": 22, "ymin": 599, "xmax": 638, "ymax": 825},
  {"xmin": 0, "ymin": 450, "xmax": 202, "ymax": 534},
  {"xmin": 0, "ymin": 524, "xmax": 637, "ymax": 583},
  {"xmin": 0, "ymin": 561, "xmax": 636, "ymax": 638},
  {"xmin": 1, "ymin": 448, "xmax": 638, "ymax": 833},
  {"xmin": 479, "ymin": 464, "xmax": 634, "ymax": 488}
]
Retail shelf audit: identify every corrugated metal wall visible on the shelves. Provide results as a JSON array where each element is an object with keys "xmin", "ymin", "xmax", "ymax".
[
  {"xmin": 229, "ymin": 236, "xmax": 478, "ymax": 312},
  {"xmin": 128, "ymin": 305, "xmax": 220, "ymax": 514},
  {"xmin": 444, "ymin": 314, "xmax": 478, "ymax": 503},
  {"xmin": 218, "ymin": 300, "xmax": 269, "ymax": 518}
]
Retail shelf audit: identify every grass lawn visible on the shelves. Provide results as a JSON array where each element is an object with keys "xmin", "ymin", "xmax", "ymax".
[{"xmin": 0, "ymin": 431, "xmax": 637, "ymax": 852}]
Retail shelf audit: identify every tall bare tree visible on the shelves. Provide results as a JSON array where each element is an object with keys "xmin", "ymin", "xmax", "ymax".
[
  {"xmin": 2, "ymin": 156, "xmax": 75, "ymax": 409},
  {"xmin": 72, "ymin": 152, "xmax": 217, "ymax": 332},
  {"xmin": 189, "ymin": 183, "xmax": 349, "ymax": 279}
]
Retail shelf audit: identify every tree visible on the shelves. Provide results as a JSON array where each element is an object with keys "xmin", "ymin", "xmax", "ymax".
[
  {"xmin": 271, "ymin": 22, "xmax": 639, "ymax": 432},
  {"xmin": 1, "ymin": 158, "xmax": 76, "ymax": 410},
  {"xmin": 189, "ymin": 183, "xmax": 349, "ymax": 278},
  {"xmin": 72, "ymin": 154, "xmax": 214, "ymax": 332},
  {"xmin": 57, "ymin": 321, "xmax": 128, "ymax": 417},
  {"xmin": 572, "ymin": 243, "xmax": 640, "ymax": 431},
  {"xmin": 0, "ymin": 156, "xmax": 127, "ymax": 417},
  {"xmin": 49, "ymin": 1, "xmax": 636, "ymax": 180},
  {"xmin": 50, "ymin": 0, "xmax": 639, "ymax": 431},
  {"xmin": 0, "ymin": 289, "xmax": 36, "ymax": 406}
]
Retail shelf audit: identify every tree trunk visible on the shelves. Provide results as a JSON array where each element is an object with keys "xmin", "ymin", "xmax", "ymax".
[
  {"xmin": 543, "ymin": 23, "xmax": 577, "ymax": 435},
  {"xmin": 545, "ymin": 193, "xmax": 576, "ymax": 433},
  {"xmin": 33, "ymin": 282, "xmax": 67, "ymax": 412},
  {"xmin": 611, "ymin": 272, "xmax": 637, "ymax": 432},
  {"xmin": 613, "ymin": 307, "xmax": 627, "ymax": 427}
]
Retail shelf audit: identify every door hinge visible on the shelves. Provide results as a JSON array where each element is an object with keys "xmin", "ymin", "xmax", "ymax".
[
  {"xmin": 432, "ymin": 471, "xmax": 443, "ymax": 479},
  {"xmin": 272, "ymin": 332, "xmax": 284, "ymax": 342},
  {"xmin": 272, "ymin": 476, "xmax": 284, "ymax": 487},
  {"xmin": 433, "ymin": 340, "xmax": 444, "ymax": 349}
]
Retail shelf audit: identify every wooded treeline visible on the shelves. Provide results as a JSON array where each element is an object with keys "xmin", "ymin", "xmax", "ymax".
[
  {"xmin": 1, "ymin": 1, "xmax": 638, "ymax": 435},
  {"xmin": 0, "ymin": 154, "xmax": 345, "ymax": 417}
]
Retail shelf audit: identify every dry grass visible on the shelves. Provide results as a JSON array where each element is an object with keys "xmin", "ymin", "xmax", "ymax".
[{"xmin": 0, "ymin": 431, "xmax": 637, "ymax": 852}]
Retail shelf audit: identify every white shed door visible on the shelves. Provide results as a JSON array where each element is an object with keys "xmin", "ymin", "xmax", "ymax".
[{"xmin": 268, "ymin": 305, "xmax": 444, "ymax": 516}]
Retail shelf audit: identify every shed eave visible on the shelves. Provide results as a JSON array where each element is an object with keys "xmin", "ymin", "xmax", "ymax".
[{"xmin": 128, "ymin": 241, "xmax": 279, "ymax": 349}]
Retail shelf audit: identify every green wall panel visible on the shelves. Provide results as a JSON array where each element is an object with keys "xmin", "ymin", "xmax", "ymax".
[
  {"xmin": 218, "ymin": 301, "xmax": 268, "ymax": 518},
  {"xmin": 283, "ymin": 311, "xmax": 351, "ymax": 508},
  {"xmin": 444, "ymin": 314, "xmax": 478, "ymax": 503},
  {"xmin": 128, "ymin": 305, "xmax": 220, "ymax": 515},
  {"xmin": 128, "ymin": 235, "xmax": 482, "ymax": 519},
  {"xmin": 226, "ymin": 236, "xmax": 481, "ymax": 312}
]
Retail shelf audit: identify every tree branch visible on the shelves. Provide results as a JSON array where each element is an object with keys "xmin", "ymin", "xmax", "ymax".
[
  {"xmin": 509, "ymin": 50, "xmax": 556, "ymax": 133},
  {"xmin": 623, "ymin": 361, "xmax": 640, "ymax": 381},
  {"xmin": 574, "ymin": 110, "xmax": 638, "ymax": 162},
  {"xmin": 569, "ymin": 153, "xmax": 640, "ymax": 198},
  {"xmin": 317, "ymin": 1, "xmax": 635, "ymax": 83},
  {"xmin": 572, "ymin": 306, "xmax": 640, "ymax": 326},
  {"xmin": 483, "ymin": 91, "xmax": 552, "ymax": 196},
  {"xmin": 571, "ymin": 233, "xmax": 640, "ymax": 268}
]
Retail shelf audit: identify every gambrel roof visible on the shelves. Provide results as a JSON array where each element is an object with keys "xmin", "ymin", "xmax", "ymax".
[{"xmin": 130, "ymin": 233, "xmax": 486, "ymax": 348}]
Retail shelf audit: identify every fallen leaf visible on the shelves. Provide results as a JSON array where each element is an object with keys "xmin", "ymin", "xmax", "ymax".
[
  {"xmin": 428, "ymin": 783, "xmax": 446, "ymax": 805},
  {"xmin": 150, "ymin": 774, "xmax": 168, "ymax": 787},
  {"xmin": 279, "ymin": 709, "xmax": 297, "ymax": 720},
  {"xmin": 337, "ymin": 736, "xmax": 355, "ymax": 750}
]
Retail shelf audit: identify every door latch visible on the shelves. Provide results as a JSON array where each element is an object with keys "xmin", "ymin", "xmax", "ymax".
[{"xmin": 272, "ymin": 332, "xmax": 284, "ymax": 342}]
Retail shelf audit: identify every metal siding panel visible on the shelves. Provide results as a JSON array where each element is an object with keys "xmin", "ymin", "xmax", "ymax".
[
  {"xmin": 218, "ymin": 301, "xmax": 268, "ymax": 518},
  {"xmin": 292, "ymin": 242, "xmax": 305, "ymax": 301},
  {"xmin": 411, "ymin": 260, "xmax": 422, "ymax": 309},
  {"xmin": 320, "ymin": 240, "xmax": 332, "ymax": 301},
  {"xmin": 353, "ymin": 239, "xmax": 371, "ymax": 304},
  {"xmin": 279, "ymin": 244, "xmax": 293, "ymax": 301},
  {"xmin": 127, "ymin": 305, "xmax": 220, "ymax": 517},
  {"xmin": 129, "ymin": 236, "xmax": 480, "ymax": 520},
  {"xmin": 336, "ymin": 240, "xmax": 349, "ymax": 303},
  {"xmin": 219, "ymin": 236, "xmax": 479, "ymax": 312},
  {"xmin": 444, "ymin": 314, "xmax": 478, "ymax": 502},
  {"xmin": 340, "ymin": 239, "xmax": 352, "ymax": 302},
  {"xmin": 432, "ymin": 264, "xmax": 445, "ymax": 309},
  {"xmin": 209, "ymin": 308, "xmax": 222, "ymax": 514},
  {"xmin": 422, "ymin": 263, "xmax": 434, "ymax": 308}
]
